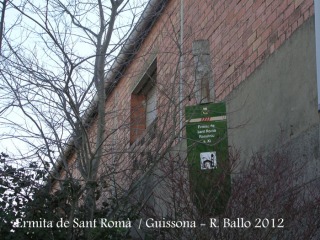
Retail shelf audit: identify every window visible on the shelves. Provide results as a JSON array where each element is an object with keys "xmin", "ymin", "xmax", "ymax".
[
  {"xmin": 145, "ymin": 75, "xmax": 157, "ymax": 126},
  {"xmin": 130, "ymin": 59, "xmax": 157, "ymax": 144}
]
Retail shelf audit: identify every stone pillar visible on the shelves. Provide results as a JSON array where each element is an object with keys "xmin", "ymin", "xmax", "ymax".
[{"xmin": 192, "ymin": 40, "xmax": 214, "ymax": 103}]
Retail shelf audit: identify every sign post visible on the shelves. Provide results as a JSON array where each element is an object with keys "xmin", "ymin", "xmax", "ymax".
[{"xmin": 185, "ymin": 102, "xmax": 230, "ymax": 215}]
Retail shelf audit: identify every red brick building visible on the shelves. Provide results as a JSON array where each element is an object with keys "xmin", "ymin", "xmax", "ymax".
[
  {"xmin": 56, "ymin": 0, "xmax": 320, "ymax": 238},
  {"xmin": 101, "ymin": 0, "xmax": 316, "ymax": 154}
]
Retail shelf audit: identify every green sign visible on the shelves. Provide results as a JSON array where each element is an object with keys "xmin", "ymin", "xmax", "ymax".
[{"xmin": 185, "ymin": 102, "xmax": 230, "ymax": 215}]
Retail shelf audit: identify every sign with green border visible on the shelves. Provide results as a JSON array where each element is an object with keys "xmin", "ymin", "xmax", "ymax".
[{"xmin": 185, "ymin": 102, "xmax": 230, "ymax": 215}]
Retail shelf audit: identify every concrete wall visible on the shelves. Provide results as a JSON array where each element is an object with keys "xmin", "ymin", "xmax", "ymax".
[{"xmin": 227, "ymin": 16, "xmax": 319, "ymax": 179}]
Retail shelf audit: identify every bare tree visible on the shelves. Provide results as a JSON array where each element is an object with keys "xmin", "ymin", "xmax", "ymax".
[
  {"xmin": 134, "ymin": 146, "xmax": 320, "ymax": 240},
  {"xmin": 0, "ymin": 0, "xmax": 8, "ymax": 54},
  {"xmin": 1, "ymin": 0, "xmax": 319, "ymax": 240},
  {"xmin": 0, "ymin": 0, "xmax": 149, "ymax": 238},
  {"xmin": 0, "ymin": 1, "xmax": 206, "ymax": 238}
]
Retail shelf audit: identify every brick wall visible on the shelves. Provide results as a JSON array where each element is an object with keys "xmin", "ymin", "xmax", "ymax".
[
  {"xmin": 93, "ymin": 0, "xmax": 315, "ymax": 173},
  {"xmin": 112, "ymin": 0, "xmax": 314, "ymax": 112},
  {"xmin": 54, "ymin": 0, "xmax": 316, "ymax": 206},
  {"xmin": 51, "ymin": 0, "xmax": 317, "ymax": 220},
  {"xmin": 181, "ymin": 0, "xmax": 314, "ymax": 99}
]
